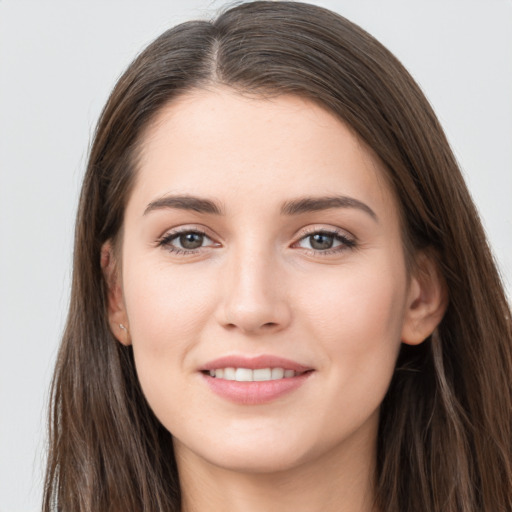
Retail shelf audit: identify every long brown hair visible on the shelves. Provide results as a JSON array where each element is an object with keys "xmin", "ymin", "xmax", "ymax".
[{"xmin": 43, "ymin": 2, "xmax": 512, "ymax": 511}]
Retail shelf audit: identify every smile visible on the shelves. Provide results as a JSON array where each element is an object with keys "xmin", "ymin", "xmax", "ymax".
[
  {"xmin": 200, "ymin": 355, "xmax": 314, "ymax": 405},
  {"xmin": 207, "ymin": 367, "xmax": 303, "ymax": 381}
]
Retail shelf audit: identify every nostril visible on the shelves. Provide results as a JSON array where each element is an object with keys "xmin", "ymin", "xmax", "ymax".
[{"xmin": 217, "ymin": 300, "xmax": 292, "ymax": 334}]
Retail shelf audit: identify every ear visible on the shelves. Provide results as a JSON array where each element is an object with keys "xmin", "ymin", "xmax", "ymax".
[
  {"xmin": 101, "ymin": 241, "xmax": 131, "ymax": 346},
  {"xmin": 401, "ymin": 251, "xmax": 448, "ymax": 346}
]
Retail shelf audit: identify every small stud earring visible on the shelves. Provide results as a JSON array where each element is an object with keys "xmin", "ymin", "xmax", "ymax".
[{"xmin": 119, "ymin": 323, "xmax": 127, "ymax": 331}]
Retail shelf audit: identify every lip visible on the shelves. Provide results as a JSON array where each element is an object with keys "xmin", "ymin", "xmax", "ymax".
[
  {"xmin": 200, "ymin": 354, "xmax": 312, "ymax": 373},
  {"xmin": 200, "ymin": 355, "xmax": 314, "ymax": 405}
]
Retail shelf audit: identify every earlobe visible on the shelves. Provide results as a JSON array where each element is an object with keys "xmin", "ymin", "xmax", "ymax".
[
  {"xmin": 401, "ymin": 251, "xmax": 448, "ymax": 346},
  {"xmin": 101, "ymin": 241, "xmax": 131, "ymax": 346}
]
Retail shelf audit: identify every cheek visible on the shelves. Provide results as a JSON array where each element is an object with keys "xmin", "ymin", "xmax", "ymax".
[
  {"xmin": 121, "ymin": 259, "xmax": 220, "ymax": 390},
  {"xmin": 124, "ymin": 259, "xmax": 213, "ymax": 338},
  {"xmin": 305, "ymin": 261, "xmax": 405, "ymax": 318},
  {"xmin": 121, "ymin": 261, "xmax": 220, "ymax": 426},
  {"xmin": 288, "ymin": 263, "xmax": 408, "ymax": 446},
  {"xmin": 295, "ymin": 260, "xmax": 408, "ymax": 377}
]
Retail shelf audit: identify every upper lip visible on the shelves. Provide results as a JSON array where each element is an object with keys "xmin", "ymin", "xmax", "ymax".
[{"xmin": 200, "ymin": 355, "xmax": 313, "ymax": 373}]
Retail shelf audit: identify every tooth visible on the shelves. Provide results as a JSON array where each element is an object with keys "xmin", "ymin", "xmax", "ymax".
[
  {"xmin": 271, "ymin": 368, "xmax": 284, "ymax": 379},
  {"xmin": 223, "ymin": 367, "xmax": 236, "ymax": 380},
  {"xmin": 209, "ymin": 367, "xmax": 299, "ymax": 381},
  {"xmin": 235, "ymin": 368, "xmax": 253, "ymax": 381},
  {"xmin": 253, "ymin": 368, "xmax": 272, "ymax": 381}
]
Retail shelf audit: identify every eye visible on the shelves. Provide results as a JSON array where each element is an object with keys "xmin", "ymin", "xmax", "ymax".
[
  {"xmin": 294, "ymin": 229, "xmax": 356, "ymax": 254},
  {"xmin": 157, "ymin": 229, "xmax": 217, "ymax": 254},
  {"xmin": 175, "ymin": 232, "xmax": 208, "ymax": 250}
]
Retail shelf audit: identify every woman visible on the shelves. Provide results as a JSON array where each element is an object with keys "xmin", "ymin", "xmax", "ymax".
[{"xmin": 43, "ymin": 1, "xmax": 512, "ymax": 511}]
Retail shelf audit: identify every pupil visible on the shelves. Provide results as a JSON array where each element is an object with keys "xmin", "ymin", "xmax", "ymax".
[
  {"xmin": 180, "ymin": 233, "xmax": 203, "ymax": 249},
  {"xmin": 310, "ymin": 233, "xmax": 333, "ymax": 250}
]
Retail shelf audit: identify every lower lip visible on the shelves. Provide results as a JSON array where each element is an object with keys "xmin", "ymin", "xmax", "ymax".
[{"xmin": 202, "ymin": 372, "xmax": 313, "ymax": 405}]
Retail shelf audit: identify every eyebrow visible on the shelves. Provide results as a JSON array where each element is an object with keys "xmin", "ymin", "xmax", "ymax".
[
  {"xmin": 144, "ymin": 195, "xmax": 224, "ymax": 216},
  {"xmin": 281, "ymin": 196, "xmax": 378, "ymax": 221},
  {"xmin": 143, "ymin": 194, "xmax": 377, "ymax": 221}
]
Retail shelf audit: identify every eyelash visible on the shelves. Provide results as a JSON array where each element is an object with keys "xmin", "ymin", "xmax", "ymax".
[
  {"xmin": 156, "ymin": 227, "xmax": 356, "ymax": 256},
  {"xmin": 156, "ymin": 227, "xmax": 214, "ymax": 255},
  {"xmin": 294, "ymin": 228, "xmax": 356, "ymax": 256}
]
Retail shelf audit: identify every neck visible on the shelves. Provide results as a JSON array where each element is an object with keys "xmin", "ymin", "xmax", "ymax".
[{"xmin": 176, "ymin": 428, "xmax": 378, "ymax": 512}]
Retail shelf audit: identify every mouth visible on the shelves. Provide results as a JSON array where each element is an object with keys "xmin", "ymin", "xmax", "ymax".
[
  {"xmin": 203, "ymin": 367, "xmax": 309, "ymax": 381},
  {"xmin": 200, "ymin": 355, "xmax": 314, "ymax": 405}
]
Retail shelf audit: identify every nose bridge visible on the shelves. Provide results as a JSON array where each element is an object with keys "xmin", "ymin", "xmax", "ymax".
[
  {"xmin": 218, "ymin": 235, "xmax": 290, "ymax": 333},
  {"xmin": 232, "ymin": 243, "xmax": 274, "ymax": 302}
]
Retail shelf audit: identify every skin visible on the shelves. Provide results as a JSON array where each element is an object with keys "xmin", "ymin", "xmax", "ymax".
[{"xmin": 104, "ymin": 87, "xmax": 446, "ymax": 512}]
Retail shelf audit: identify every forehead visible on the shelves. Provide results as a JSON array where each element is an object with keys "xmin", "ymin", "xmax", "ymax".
[{"xmin": 129, "ymin": 87, "xmax": 397, "ymax": 219}]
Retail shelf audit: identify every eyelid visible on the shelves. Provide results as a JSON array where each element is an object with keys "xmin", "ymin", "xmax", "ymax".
[
  {"xmin": 295, "ymin": 225, "xmax": 355, "ymax": 242},
  {"xmin": 155, "ymin": 224, "xmax": 356, "ymax": 256},
  {"xmin": 291, "ymin": 225, "xmax": 357, "ymax": 254},
  {"xmin": 156, "ymin": 223, "xmax": 219, "ymax": 241},
  {"xmin": 156, "ymin": 225, "xmax": 221, "ymax": 253}
]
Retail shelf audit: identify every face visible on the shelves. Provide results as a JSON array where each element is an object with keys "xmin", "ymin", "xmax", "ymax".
[{"xmin": 107, "ymin": 87, "xmax": 434, "ymax": 475}]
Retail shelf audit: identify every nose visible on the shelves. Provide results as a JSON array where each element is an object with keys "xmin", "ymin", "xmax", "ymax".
[{"xmin": 215, "ymin": 246, "xmax": 292, "ymax": 335}]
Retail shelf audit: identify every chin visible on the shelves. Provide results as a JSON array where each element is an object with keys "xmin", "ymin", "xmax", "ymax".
[
  {"xmin": 203, "ymin": 447, "xmax": 308, "ymax": 475},
  {"xmin": 174, "ymin": 429, "xmax": 315, "ymax": 475}
]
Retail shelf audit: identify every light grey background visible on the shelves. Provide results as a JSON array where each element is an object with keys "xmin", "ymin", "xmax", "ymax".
[{"xmin": 0, "ymin": 1, "xmax": 511, "ymax": 511}]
